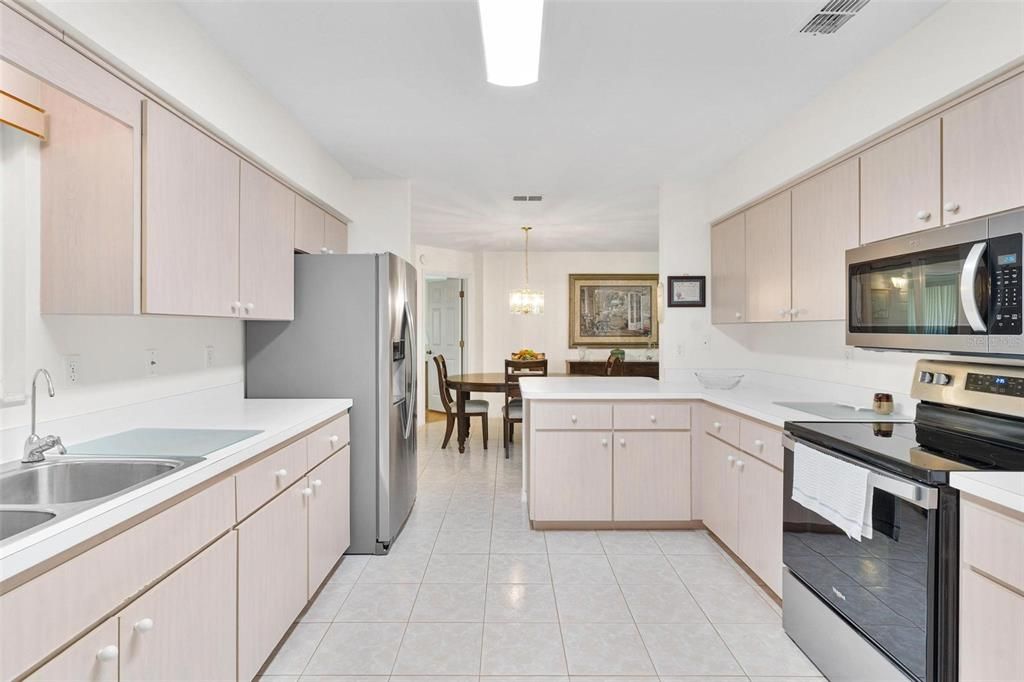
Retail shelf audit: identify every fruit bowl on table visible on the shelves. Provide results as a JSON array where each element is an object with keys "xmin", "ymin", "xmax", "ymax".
[{"xmin": 511, "ymin": 349, "xmax": 545, "ymax": 361}]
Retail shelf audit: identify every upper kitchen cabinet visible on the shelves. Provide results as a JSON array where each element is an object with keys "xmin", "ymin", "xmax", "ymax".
[
  {"xmin": 710, "ymin": 213, "xmax": 746, "ymax": 324},
  {"xmin": 791, "ymin": 158, "xmax": 860, "ymax": 321},
  {"xmin": 744, "ymin": 191, "xmax": 792, "ymax": 322},
  {"xmin": 860, "ymin": 118, "xmax": 941, "ymax": 244},
  {"xmin": 240, "ymin": 161, "xmax": 295, "ymax": 320},
  {"xmin": 942, "ymin": 74, "xmax": 1024, "ymax": 224},
  {"xmin": 295, "ymin": 196, "xmax": 348, "ymax": 255},
  {"xmin": 143, "ymin": 101, "xmax": 241, "ymax": 317}
]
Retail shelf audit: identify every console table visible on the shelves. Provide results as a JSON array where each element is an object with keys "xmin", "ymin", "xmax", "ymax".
[{"xmin": 565, "ymin": 360, "xmax": 659, "ymax": 379}]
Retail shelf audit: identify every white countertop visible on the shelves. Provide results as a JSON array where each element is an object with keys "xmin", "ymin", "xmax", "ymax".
[
  {"xmin": 519, "ymin": 373, "xmax": 912, "ymax": 427},
  {"xmin": 951, "ymin": 472, "xmax": 1024, "ymax": 513},
  {"xmin": 0, "ymin": 383, "xmax": 351, "ymax": 583}
]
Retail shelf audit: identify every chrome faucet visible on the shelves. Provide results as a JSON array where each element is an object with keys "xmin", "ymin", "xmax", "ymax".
[{"xmin": 22, "ymin": 368, "xmax": 66, "ymax": 463}]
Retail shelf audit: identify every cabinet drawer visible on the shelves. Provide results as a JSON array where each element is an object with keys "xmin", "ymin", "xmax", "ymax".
[
  {"xmin": 532, "ymin": 401, "xmax": 612, "ymax": 430},
  {"xmin": 0, "ymin": 478, "xmax": 235, "ymax": 680},
  {"xmin": 704, "ymin": 405, "xmax": 740, "ymax": 446},
  {"xmin": 739, "ymin": 418, "xmax": 783, "ymax": 469},
  {"xmin": 308, "ymin": 412, "xmax": 349, "ymax": 469},
  {"xmin": 614, "ymin": 402, "xmax": 691, "ymax": 430},
  {"xmin": 235, "ymin": 439, "xmax": 308, "ymax": 521},
  {"xmin": 961, "ymin": 495, "xmax": 1024, "ymax": 593}
]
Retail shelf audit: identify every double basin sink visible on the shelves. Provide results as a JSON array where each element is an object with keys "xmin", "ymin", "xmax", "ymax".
[{"xmin": 0, "ymin": 455, "xmax": 204, "ymax": 545}]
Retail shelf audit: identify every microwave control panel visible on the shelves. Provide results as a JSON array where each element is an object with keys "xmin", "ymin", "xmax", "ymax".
[{"xmin": 991, "ymin": 233, "xmax": 1022, "ymax": 335}]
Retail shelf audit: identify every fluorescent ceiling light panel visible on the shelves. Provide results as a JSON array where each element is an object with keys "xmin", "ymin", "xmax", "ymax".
[{"xmin": 478, "ymin": 0, "xmax": 544, "ymax": 87}]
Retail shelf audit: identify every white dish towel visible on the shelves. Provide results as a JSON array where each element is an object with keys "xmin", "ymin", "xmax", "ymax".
[{"xmin": 792, "ymin": 443, "xmax": 874, "ymax": 541}]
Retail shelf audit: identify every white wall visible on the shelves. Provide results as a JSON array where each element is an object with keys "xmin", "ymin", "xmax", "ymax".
[
  {"xmin": 482, "ymin": 251, "xmax": 659, "ymax": 376},
  {"xmin": 659, "ymin": 1, "xmax": 1024, "ymax": 395},
  {"xmin": 348, "ymin": 179, "xmax": 413, "ymax": 263},
  {"xmin": 414, "ymin": 244, "xmax": 484, "ymax": 425},
  {"xmin": 1, "ymin": 2, "xmax": 368, "ymax": 444}
]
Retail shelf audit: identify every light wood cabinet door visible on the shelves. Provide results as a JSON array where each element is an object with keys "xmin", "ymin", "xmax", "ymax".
[
  {"xmin": 308, "ymin": 448, "xmax": 351, "ymax": 597},
  {"xmin": 745, "ymin": 191, "xmax": 792, "ymax": 323},
  {"xmin": 613, "ymin": 431, "xmax": 691, "ymax": 521},
  {"xmin": 736, "ymin": 455, "xmax": 783, "ymax": 595},
  {"xmin": 701, "ymin": 436, "xmax": 738, "ymax": 549},
  {"xmin": 943, "ymin": 74, "xmax": 1024, "ymax": 224},
  {"xmin": 240, "ymin": 161, "xmax": 295, "ymax": 320},
  {"xmin": 711, "ymin": 213, "xmax": 746, "ymax": 324},
  {"xmin": 791, "ymin": 158, "xmax": 859, "ymax": 321},
  {"xmin": 960, "ymin": 565, "xmax": 1024, "ymax": 681},
  {"xmin": 40, "ymin": 83, "xmax": 136, "ymax": 315},
  {"xmin": 532, "ymin": 431, "xmax": 613, "ymax": 522},
  {"xmin": 324, "ymin": 214, "xmax": 348, "ymax": 254},
  {"xmin": 119, "ymin": 533, "xmax": 236, "ymax": 682},
  {"xmin": 27, "ymin": 618, "xmax": 118, "ymax": 682},
  {"xmin": 143, "ymin": 101, "xmax": 240, "ymax": 316},
  {"xmin": 237, "ymin": 479, "xmax": 310, "ymax": 682},
  {"xmin": 295, "ymin": 196, "xmax": 326, "ymax": 254},
  {"xmin": 860, "ymin": 118, "xmax": 941, "ymax": 244}
]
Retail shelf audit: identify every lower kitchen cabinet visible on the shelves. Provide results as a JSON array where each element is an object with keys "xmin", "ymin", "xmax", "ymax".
[
  {"xmin": 27, "ymin": 618, "xmax": 119, "ymax": 682},
  {"xmin": 532, "ymin": 430, "xmax": 613, "ymax": 522},
  {"xmin": 119, "ymin": 532, "xmax": 237, "ymax": 681},
  {"xmin": 308, "ymin": 448, "xmax": 351, "ymax": 597},
  {"xmin": 736, "ymin": 454, "xmax": 783, "ymax": 595},
  {"xmin": 613, "ymin": 431, "xmax": 690, "ymax": 521},
  {"xmin": 237, "ymin": 479, "xmax": 310, "ymax": 682},
  {"xmin": 701, "ymin": 435, "xmax": 739, "ymax": 549}
]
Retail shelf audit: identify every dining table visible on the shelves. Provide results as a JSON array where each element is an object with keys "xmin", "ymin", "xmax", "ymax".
[{"xmin": 446, "ymin": 372, "xmax": 562, "ymax": 453}]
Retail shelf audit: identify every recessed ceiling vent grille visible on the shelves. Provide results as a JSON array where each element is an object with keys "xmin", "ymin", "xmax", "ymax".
[
  {"xmin": 512, "ymin": 195, "xmax": 543, "ymax": 202},
  {"xmin": 799, "ymin": 0, "xmax": 870, "ymax": 35}
]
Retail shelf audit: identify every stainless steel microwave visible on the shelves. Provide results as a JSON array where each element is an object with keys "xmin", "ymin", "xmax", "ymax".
[{"xmin": 846, "ymin": 208, "xmax": 1023, "ymax": 356}]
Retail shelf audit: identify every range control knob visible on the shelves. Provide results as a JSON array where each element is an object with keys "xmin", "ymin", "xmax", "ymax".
[
  {"xmin": 934, "ymin": 373, "xmax": 952, "ymax": 386},
  {"xmin": 919, "ymin": 371, "xmax": 934, "ymax": 384}
]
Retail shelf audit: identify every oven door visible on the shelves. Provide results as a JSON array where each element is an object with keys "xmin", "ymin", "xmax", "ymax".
[
  {"xmin": 846, "ymin": 219, "xmax": 991, "ymax": 354},
  {"xmin": 781, "ymin": 438, "xmax": 944, "ymax": 682}
]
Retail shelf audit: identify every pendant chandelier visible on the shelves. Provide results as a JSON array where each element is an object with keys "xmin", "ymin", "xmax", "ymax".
[{"xmin": 509, "ymin": 226, "xmax": 544, "ymax": 314}]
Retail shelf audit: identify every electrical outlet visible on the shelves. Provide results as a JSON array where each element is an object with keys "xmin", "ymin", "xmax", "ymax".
[
  {"xmin": 64, "ymin": 355, "xmax": 81, "ymax": 385},
  {"xmin": 146, "ymin": 349, "xmax": 159, "ymax": 377},
  {"xmin": 204, "ymin": 345, "xmax": 215, "ymax": 368}
]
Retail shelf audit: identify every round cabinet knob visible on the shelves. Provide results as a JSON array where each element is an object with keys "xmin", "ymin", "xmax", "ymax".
[
  {"xmin": 790, "ymin": 308, "xmax": 799, "ymax": 317},
  {"xmin": 619, "ymin": 438, "xmax": 626, "ymax": 446},
  {"xmin": 944, "ymin": 201, "xmax": 960, "ymax": 214},
  {"xmin": 327, "ymin": 249, "xmax": 335, "ymax": 255},
  {"xmin": 96, "ymin": 645, "xmax": 118, "ymax": 662},
  {"xmin": 736, "ymin": 460, "xmax": 745, "ymax": 471},
  {"xmin": 734, "ymin": 312, "xmax": 742, "ymax": 320},
  {"xmin": 133, "ymin": 618, "xmax": 155, "ymax": 633},
  {"xmin": 649, "ymin": 415, "xmax": 657, "ymax": 423},
  {"xmin": 231, "ymin": 301, "xmax": 241, "ymax": 312},
  {"xmin": 778, "ymin": 309, "xmax": 789, "ymax": 318},
  {"xmin": 570, "ymin": 415, "xmax": 578, "ymax": 423},
  {"xmin": 312, "ymin": 479, "xmax": 323, "ymax": 488},
  {"xmin": 275, "ymin": 468, "xmax": 288, "ymax": 478},
  {"xmin": 726, "ymin": 455, "xmax": 735, "ymax": 465},
  {"xmin": 329, "ymin": 435, "xmax": 340, "ymax": 444},
  {"xmin": 916, "ymin": 210, "xmax": 931, "ymax": 221},
  {"xmin": 321, "ymin": 247, "xmax": 329, "ymax": 254},
  {"xmin": 713, "ymin": 421, "xmax": 722, "ymax": 432},
  {"xmin": 302, "ymin": 487, "xmax": 314, "ymax": 497},
  {"xmin": 754, "ymin": 439, "xmax": 764, "ymax": 451},
  {"xmin": 601, "ymin": 438, "xmax": 608, "ymax": 447},
  {"xmin": 245, "ymin": 302, "xmax": 255, "ymax": 312}
]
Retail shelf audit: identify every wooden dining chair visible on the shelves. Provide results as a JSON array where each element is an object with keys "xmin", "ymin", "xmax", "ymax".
[
  {"xmin": 605, "ymin": 355, "xmax": 624, "ymax": 376},
  {"xmin": 503, "ymin": 358, "xmax": 548, "ymax": 456},
  {"xmin": 433, "ymin": 355, "xmax": 489, "ymax": 449}
]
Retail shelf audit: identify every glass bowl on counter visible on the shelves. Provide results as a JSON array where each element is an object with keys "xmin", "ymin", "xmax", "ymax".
[{"xmin": 694, "ymin": 371, "xmax": 744, "ymax": 390}]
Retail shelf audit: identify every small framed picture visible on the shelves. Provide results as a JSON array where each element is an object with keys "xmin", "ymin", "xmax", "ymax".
[{"xmin": 667, "ymin": 275, "xmax": 706, "ymax": 308}]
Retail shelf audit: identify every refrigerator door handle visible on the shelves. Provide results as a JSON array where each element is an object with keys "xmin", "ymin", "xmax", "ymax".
[{"xmin": 403, "ymin": 300, "xmax": 417, "ymax": 440}]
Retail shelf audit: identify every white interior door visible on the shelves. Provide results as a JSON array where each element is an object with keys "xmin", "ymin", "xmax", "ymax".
[{"xmin": 426, "ymin": 278, "xmax": 464, "ymax": 412}]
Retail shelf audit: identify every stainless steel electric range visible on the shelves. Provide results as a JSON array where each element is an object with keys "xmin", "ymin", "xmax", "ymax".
[{"xmin": 781, "ymin": 359, "xmax": 1024, "ymax": 682}]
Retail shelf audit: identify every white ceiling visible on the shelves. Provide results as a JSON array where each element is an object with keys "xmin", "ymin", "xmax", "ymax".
[{"xmin": 181, "ymin": 0, "xmax": 943, "ymax": 251}]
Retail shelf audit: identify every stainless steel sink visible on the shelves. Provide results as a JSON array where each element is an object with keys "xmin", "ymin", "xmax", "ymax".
[{"xmin": 0, "ymin": 455, "xmax": 204, "ymax": 545}]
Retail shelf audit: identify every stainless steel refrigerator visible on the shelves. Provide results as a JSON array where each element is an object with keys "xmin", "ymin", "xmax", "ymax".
[{"xmin": 245, "ymin": 252, "xmax": 417, "ymax": 554}]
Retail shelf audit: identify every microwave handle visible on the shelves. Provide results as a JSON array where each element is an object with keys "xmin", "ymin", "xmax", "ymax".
[{"xmin": 960, "ymin": 242, "xmax": 988, "ymax": 333}]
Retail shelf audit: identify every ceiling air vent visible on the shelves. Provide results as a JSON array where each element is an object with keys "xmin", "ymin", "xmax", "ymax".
[
  {"xmin": 799, "ymin": 0, "xmax": 870, "ymax": 35},
  {"xmin": 512, "ymin": 195, "xmax": 543, "ymax": 202}
]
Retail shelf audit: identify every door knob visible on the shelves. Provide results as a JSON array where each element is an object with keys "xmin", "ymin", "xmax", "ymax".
[
  {"xmin": 327, "ymin": 249, "xmax": 335, "ymax": 255},
  {"xmin": 245, "ymin": 302, "xmax": 255, "ymax": 313},
  {"xmin": 570, "ymin": 415, "xmax": 578, "ymax": 423},
  {"xmin": 312, "ymin": 479, "xmax": 323, "ymax": 488},
  {"xmin": 275, "ymin": 469, "xmax": 288, "ymax": 478},
  {"xmin": 619, "ymin": 438, "xmax": 626, "ymax": 446},
  {"xmin": 778, "ymin": 309, "xmax": 789, "ymax": 318},
  {"xmin": 96, "ymin": 645, "xmax": 118, "ymax": 662},
  {"xmin": 736, "ymin": 460, "xmax": 745, "ymax": 471},
  {"xmin": 713, "ymin": 421, "xmax": 722, "ymax": 431},
  {"xmin": 754, "ymin": 439, "xmax": 764, "ymax": 451},
  {"xmin": 649, "ymin": 415, "xmax": 657, "ymax": 423},
  {"xmin": 133, "ymin": 618, "xmax": 155, "ymax": 633},
  {"xmin": 301, "ymin": 487, "xmax": 313, "ymax": 497},
  {"xmin": 944, "ymin": 201, "xmax": 960, "ymax": 214},
  {"xmin": 734, "ymin": 312, "xmax": 742, "ymax": 319},
  {"xmin": 231, "ymin": 301, "xmax": 241, "ymax": 313},
  {"xmin": 915, "ymin": 210, "xmax": 931, "ymax": 221},
  {"xmin": 601, "ymin": 438, "xmax": 608, "ymax": 446},
  {"xmin": 727, "ymin": 455, "xmax": 735, "ymax": 465},
  {"xmin": 320, "ymin": 247, "xmax": 329, "ymax": 254},
  {"xmin": 329, "ymin": 435, "xmax": 339, "ymax": 444}
]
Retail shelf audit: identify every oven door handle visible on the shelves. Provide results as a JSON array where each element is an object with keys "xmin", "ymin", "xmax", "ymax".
[
  {"xmin": 782, "ymin": 433, "xmax": 939, "ymax": 510},
  {"xmin": 960, "ymin": 241, "xmax": 988, "ymax": 333}
]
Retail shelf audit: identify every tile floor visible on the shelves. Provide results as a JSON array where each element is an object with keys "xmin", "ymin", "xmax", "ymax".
[{"xmin": 261, "ymin": 418, "xmax": 823, "ymax": 682}]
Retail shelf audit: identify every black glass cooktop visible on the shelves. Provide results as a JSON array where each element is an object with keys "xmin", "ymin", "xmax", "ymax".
[{"xmin": 786, "ymin": 407, "xmax": 1024, "ymax": 484}]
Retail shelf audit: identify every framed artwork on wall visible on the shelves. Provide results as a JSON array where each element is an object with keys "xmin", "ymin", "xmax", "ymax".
[
  {"xmin": 667, "ymin": 275, "xmax": 706, "ymax": 308},
  {"xmin": 568, "ymin": 273, "xmax": 659, "ymax": 348}
]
